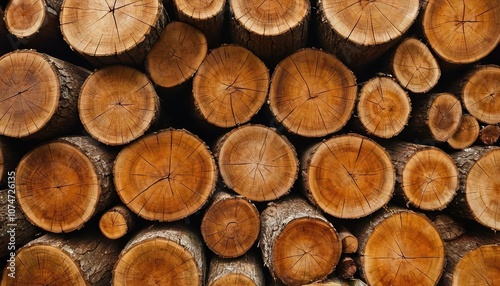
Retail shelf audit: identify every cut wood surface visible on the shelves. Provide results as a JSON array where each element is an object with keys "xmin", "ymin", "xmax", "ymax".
[
  {"xmin": 354, "ymin": 207, "xmax": 445, "ymax": 286},
  {"xmin": 114, "ymin": 128, "xmax": 217, "ymax": 221},
  {"xmin": 461, "ymin": 65, "xmax": 500, "ymax": 124},
  {"xmin": 0, "ymin": 50, "xmax": 90, "ymax": 139},
  {"xmin": 260, "ymin": 197, "xmax": 342, "ymax": 286},
  {"xmin": 60, "ymin": 0, "xmax": 167, "ymax": 66},
  {"xmin": 193, "ymin": 45, "xmax": 269, "ymax": 128},
  {"xmin": 269, "ymin": 49, "xmax": 357, "ymax": 137},
  {"xmin": 450, "ymin": 146, "xmax": 500, "ymax": 230},
  {"xmin": 391, "ymin": 37, "xmax": 440, "ymax": 93},
  {"xmin": 479, "ymin": 124, "xmax": 500, "ymax": 145},
  {"xmin": 172, "ymin": 0, "xmax": 225, "ymax": 47},
  {"xmin": 337, "ymin": 225, "xmax": 358, "ymax": 254},
  {"xmin": 356, "ymin": 76, "xmax": 411, "ymax": 138},
  {"xmin": 423, "ymin": 0, "xmax": 500, "ymax": 64},
  {"xmin": 317, "ymin": 0, "xmax": 420, "ymax": 70},
  {"xmin": 215, "ymin": 124, "xmax": 298, "ymax": 201},
  {"xmin": 4, "ymin": 0, "xmax": 57, "ymax": 42},
  {"xmin": 229, "ymin": 0, "xmax": 309, "ymax": 65},
  {"xmin": 113, "ymin": 223, "xmax": 205, "ymax": 286},
  {"xmin": 99, "ymin": 204, "xmax": 136, "ymax": 240},
  {"xmin": 302, "ymin": 134, "xmax": 394, "ymax": 219},
  {"xmin": 447, "ymin": 114, "xmax": 480, "ymax": 149},
  {"xmin": 15, "ymin": 136, "xmax": 116, "ymax": 233},
  {"xmin": 79, "ymin": 65, "xmax": 160, "ymax": 146},
  {"xmin": 201, "ymin": 190, "xmax": 260, "ymax": 258},
  {"xmin": 1, "ymin": 231, "xmax": 122, "ymax": 286},
  {"xmin": 207, "ymin": 253, "xmax": 265, "ymax": 286},
  {"xmin": 384, "ymin": 141, "xmax": 459, "ymax": 210},
  {"xmin": 146, "ymin": 21, "xmax": 207, "ymax": 90}
]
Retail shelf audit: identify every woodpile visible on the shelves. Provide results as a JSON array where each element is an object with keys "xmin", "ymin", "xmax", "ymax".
[{"xmin": 0, "ymin": 0, "xmax": 499, "ymax": 285}]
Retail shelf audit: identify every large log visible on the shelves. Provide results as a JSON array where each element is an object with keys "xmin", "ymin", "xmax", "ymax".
[
  {"xmin": 60, "ymin": 0, "xmax": 167, "ymax": 66},
  {"xmin": 268, "ymin": 48, "xmax": 357, "ymax": 137},
  {"xmin": 214, "ymin": 124, "xmax": 299, "ymax": 201},
  {"xmin": 447, "ymin": 114, "xmax": 480, "ymax": 150},
  {"xmin": 200, "ymin": 190, "xmax": 260, "ymax": 258},
  {"xmin": 114, "ymin": 128, "xmax": 217, "ymax": 221},
  {"xmin": 0, "ymin": 50, "xmax": 90, "ymax": 140},
  {"xmin": 78, "ymin": 65, "xmax": 160, "ymax": 146},
  {"xmin": 302, "ymin": 134, "xmax": 394, "ymax": 219},
  {"xmin": 207, "ymin": 253, "xmax": 265, "ymax": 286},
  {"xmin": 113, "ymin": 223, "xmax": 205, "ymax": 285},
  {"xmin": 260, "ymin": 197, "xmax": 342, "ymax": 285},
  {"xmin": 15, "ymin": 136, "xmax": 116, "ymax": 233},
  {"xmin": 193, "ymin": 45, "xmax": 269, "ymax": 128}
]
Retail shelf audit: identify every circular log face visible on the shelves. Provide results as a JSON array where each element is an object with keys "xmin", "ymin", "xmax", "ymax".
[
  {"xmin": 269, "ymin": 49, "xmax": 357, "ymax": 137},
  {"xmin": 217, "ymin": 125, "xmax": 298, "ymax": 201},
  {"xmin": 99, "ymin": 210, "xmax": 128, "ymax": 240},
  {"xmin": 16, "ymin": 142, "xmax": 99, "ymax": 233},
  {"xmin": 423, "ymin": 0, "xmax": 500, "ymax": 64},
  {"xmin": 5, "ymin": 0, "xmax": 46, "ymax": 38},
  {"xmin": 114, "ymin": 129, "xmax": 217, "ymax": 221},
  {"xmin": 402, "ymin": 148, "xmax": 459, "ymax": 210},
  {"xmin": 3, "ymin": 245, "xmax": 86, "ymax": 285},
  {"xmin": 452, "ymin": 244, "xmax": 500, "ymax": 286},
  {"xmin": 0, "ymin": 51, "xmax": 59, "ymax": 138},
  {"xmin": 363, "ymin": 212, "xmax": 445, "ymax": 286},
  {"xmin": 321, "ymin": 0, "xmax": 419, "ymax": 46},
  {"xmin": 273, "ymin": 218, "xmax": 340, "ymax": 286},
  {"xmin": 466, "ymin": 148, "xmax": 500, "ymax": 230},
  {"xmin": 211, "ymin": 274, "xmax": 256, "ymax": 286},
  {"xmin": 462, "ymin": 65, "xmax": 500, "ymax": 125},
  {"xmin": 428, "ymin": 93, "xmax": 462, "ymax": 142},
  {"xmin": 114, "ymin": 239, "xmax": 199, "ymax": 285},
  {"xmin": 174, "ymin": 0, "xmax": 225, "ymax": 20},
  {"xmin": 79, "ymin": 65, "xmax": 159, "ymax": 146},
  {"xmin": 230, "ymin": 0, "xmax": 309, "ymax": 36},
  {"xmin": 447, "ymin": 114, "xmax": 480, "ymax": 150},
  {"xmin": 306, "ymin": 134, "xmax": 394, "ymax": 218}
]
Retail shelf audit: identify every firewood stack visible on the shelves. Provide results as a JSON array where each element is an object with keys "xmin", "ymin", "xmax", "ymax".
[{"xmin": 1, "ymin": 0, "xmax": 499, "ymax": 285}]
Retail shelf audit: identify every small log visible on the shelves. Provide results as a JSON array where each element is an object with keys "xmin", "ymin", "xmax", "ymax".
[
  {"xmin": 114, "ymin": 128, "xmax": 217, "ymax": 221},
  {"xmin": 201, "ymin": 190, "xmax": 260, "ymax": 258},
  {"xmin": 390, "ymin": 37, "xmax": 440, "ymax": 93},
  {"xmin": 422, "ymin": 0, "xmax": 500, "ymax": 65},
  {"xmin": 336, "ymin": 225, "xmax": 358, "ymax": 254},
  {"xmin": 260, "ymin": 197, "xmax": 342, "ymax": 286},
  {"xmin": 0, "ymin": 138, "xmax": 21, "ymax": 187},
  {"xmin": 0, "ymin": 50, "xmax": 90, "ymax": 139},
  {"xmin": 207, "ymin": 253, "xmax": 265, "ymax": 286},
  {"xmin": 447, "ymin": 114, "xmax": 480, "ymax": 149},
  {"xmin": 1, "ymin": 231, "xmax": 122, "ymax": 285},
  {"xmin": 193, "ymin": 45, "xmax": 269, "ymax": 128},
  {"xmin": 355, "ymin": 76, "xmax": 411, "ymax": 138},
  {"xmin": 302, "ymin": 134, "xmax": 394, "ymax": 219},
  {"xmin": 79, "ymin": 65, "xmax": 160, "ymax": 146},
  {"xmin": 113, "ymin": 223, "xmax": 205, "ymax": 285},
  {"xmin": 384, "ymin": 141, "xmax": 459, "ymax": 210},
  {"xmin": 461, "ymin": 65, "xmax": 500, "ymax": 124},
  {"xmin": 479, "ymin": 124, "xmax": 500, "ymax": 145},
  {"xmin": 172, "ymin": 0, "xmax": 225, "ymax": 47},
  {"xmin": 214, "ymin": 124, "xmax": 298, "ymax": 201},
  {"xmin": 336, "ymin": 256, "xmax": 357, "ymax": 280},
  {"xmin": 99, "ymin": 204, "xmax": 136, "ymax": 240},
  {"xmin": 317, "ymin": 0, "xmax": 420, "ymax": 70},
  {"xmin": 146, "ymin": 21, "xmax": 207, "ymax": 91},
  {"xmin": 405, "ymin": 92, "xmax": 462, "ymax": 142},
  {"xmin": 229, "ymin": 0, "xmax": 310, "ymax": 65},
  {"xmin": 16, "ymin": 136, "xmax": 116, "ymax": 233},
  {"xmin": 269, "ymin": 48, "xmax": 357, "ymax": 137},
  {"xmin": 60, "ymin": 0, "xmax": 167, "ymax": 66},
  {"xmin": 450, "ymin": 146, "xmax": 500, "ymax": 230},
  {"xmin": 353, "ymin": 207, "xmax": 445, "ymax": 286}
]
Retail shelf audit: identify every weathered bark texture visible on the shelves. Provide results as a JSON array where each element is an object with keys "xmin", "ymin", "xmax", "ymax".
[
  {"xmin": 16, "ymin": 136, "xmax": 116, "ymax": 233},
  {"xmin": 431, "ymin": 214, "xmax": 465, "ymax": 241},
  {"xmin": 207, "ymin": 253, "xmax": 265, "ymax": 286},
  {"xmin": 99, "ymin": 204, "xmax": 136, "ymax": 240},
  {"xmin": 447, "ymin": 114, "xmax": 480, "ymax": 149}
]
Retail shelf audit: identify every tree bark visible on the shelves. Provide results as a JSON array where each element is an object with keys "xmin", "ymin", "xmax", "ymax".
[
  {"xmin": 207, "ymin": 253, "xmax": 265, "ymax": 286},
  {"xmin": 79, "ymin": 65, "xmax": 160, "ymax": 146},
  {"xmin": 99, "ymin": 204, "xmax": 136, "ymax": 240},
  {"xmin": 431, "ymin": 214, "xmax": 465, "ymax": 241},
  {"xmin": 336, "ymin": 256, "xmax": 357, "ymax": 280},
  {"xmin": 60, "ymin": 0, "xmax": 167, "ymax": 66},
  {"xmin": 336, "ymin": 225, "xmax": 358, "ymax": 254},
  {"xmin": 113, "ymin": 223, "xmax": 205, "ymax": 286},
  {"xmin": 302, "ymin": 133, "xmax": 394, "ymax": 219},
  {"xmin": 201, "ymin": 190, "xmax": 260, "ymax": 258},
  {"xmin": 479, "ymin": 124, "xmax": 500, "ymax": 146},
  {"xmin": 0, "ymin": 50, "xmax": 90, "ymax": 140},
  {"xmin": 0, "ymin": 138, "xmax": 21, "ymax": 187},
  {"xmin": 15, "ymin": 136, "xmax": 116, "ymax": 233},
  {"xmin": 269, "ymin": 48, "xmax": 357, "ymax": 137},
  {"xmin": 447, "ymin": 114, "xmax": 480, "ymax": 150},
  {"xmin": 260, "ymin": 197, "xmax": 342, "ymax": 286},
  {"xmin": 114, "ymin": 128, "xmax": 217, "ymax": 221},
  {"xmin": 214, "ymin": 124, "xmax": 298, "ymax": 201}
]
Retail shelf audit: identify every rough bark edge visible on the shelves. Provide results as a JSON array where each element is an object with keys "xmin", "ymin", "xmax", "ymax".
[{"xmin": 207, "ymin": 253, "xmax": 265, "ymax": 286}]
